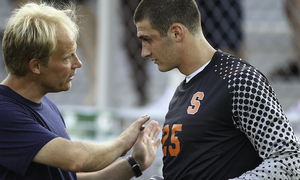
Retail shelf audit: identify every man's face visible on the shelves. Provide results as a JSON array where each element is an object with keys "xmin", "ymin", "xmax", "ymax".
[
  {"xmin": 136, "ymin": 19, "xmax": 179, "ymax": 72},
  {"xmin": 39, "ymin": 27, "xmax": 82, "ymax": 93}
]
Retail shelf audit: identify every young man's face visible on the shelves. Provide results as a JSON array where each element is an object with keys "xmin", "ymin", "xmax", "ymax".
[
  {"xmin": 39, "ymin": 27, "xmax": 82, "ymax": 93},
  {"xmin": 136, "ymin": 19, "xmax": 179, "ymax": 72}
]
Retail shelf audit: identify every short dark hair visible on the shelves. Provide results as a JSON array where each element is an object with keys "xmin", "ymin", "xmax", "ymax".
[{"xmin": 134, "ymin": 0, "xmax": 201, "ymax": 37}]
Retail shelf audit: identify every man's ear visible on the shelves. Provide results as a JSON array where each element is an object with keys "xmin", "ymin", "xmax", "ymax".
[
  {"xmin": 169, "ymin": 23, "xmax": 184, "ymax": 42},
  {"xmin": 28, "ymin": 59, "xmax": 41, "ymax": 74}
]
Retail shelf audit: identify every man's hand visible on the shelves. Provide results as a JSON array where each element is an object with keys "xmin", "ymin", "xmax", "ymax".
[
  {"xmin": 77, "ymin": 119, "xmax": 161, "ymax": 180},
  {"xmin": 117, "ymin": 114, "xmax": 151, "ymax": 156},
  {"xmin": 132, "ymin": 120, "xmax": 161, "ymax": 171}
]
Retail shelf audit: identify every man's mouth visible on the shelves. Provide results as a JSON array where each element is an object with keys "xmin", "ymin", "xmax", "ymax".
[
  {"xmin": 152, "ymin": 59, "xmax": 158, "ymax": 64},
  {"xmin": 68, "ymin": 74, "xmax": 75, "ymax": 81}
]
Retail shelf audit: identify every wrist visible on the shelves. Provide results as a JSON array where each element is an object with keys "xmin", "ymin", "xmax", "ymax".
[
  {"xmin": 126, "ymin": 155, "xmax": 143, "ymax": 177},
  {"xmin": 114, "ymin": 137, "xmax": 127, "ymax": 156},
  {"xmin": 132, "ymin": 154, "xmax": 146, "ymax": 171}
]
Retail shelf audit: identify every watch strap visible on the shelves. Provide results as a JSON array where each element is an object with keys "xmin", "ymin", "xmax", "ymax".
[{"xmin": 126, "ymin": 155, "xmax": 142, "ymax": 177}]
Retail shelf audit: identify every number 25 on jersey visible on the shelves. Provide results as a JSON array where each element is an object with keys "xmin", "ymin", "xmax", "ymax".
[{"xmin": 162, "ymin": 124, "xmax": 182, "ymax": 156}]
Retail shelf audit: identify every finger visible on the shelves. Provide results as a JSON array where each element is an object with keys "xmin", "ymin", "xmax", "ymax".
[
  {"xmin": 135, "ymin": 114, "xmax": 150, "ymax": 129},
  {"xmin": 153, "ymin": 126, "xmax": 161, "ymax": 140},
  {"xmin": 140, "ymin": 125, "xmax": 145, "ymax": 131},
  {"xmin": 150, "ymin": 127, "xmax": 161, "ymax": 148},
  {"xmin": 154, "ymin": 138, "xmax": 161, "ymax": 150},
  {"xmin": 147, "ymin": 120, "xmax": 159, "ymax": 139},
  {"xmin": 142, "ymin": 120, "xmax": 154, "ymax": 135}
]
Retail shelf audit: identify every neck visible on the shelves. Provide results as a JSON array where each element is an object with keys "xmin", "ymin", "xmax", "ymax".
[
  {"xmin": 1, "ymin": 74, "xmax": 45, "ymax": 103},
  {"xmin": 179, "ymin": 33, "xmax": 216, "ymax": 76}
]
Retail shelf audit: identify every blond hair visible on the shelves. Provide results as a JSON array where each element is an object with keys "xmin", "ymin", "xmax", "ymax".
[{"xmin": 2, "ymin": 1, "xmax": 79, "ymax": 76}]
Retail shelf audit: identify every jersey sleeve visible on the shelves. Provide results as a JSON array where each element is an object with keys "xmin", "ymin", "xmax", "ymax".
[
  {"xmin": 0, "ymin": 102, "xmax": 58, "ymax": 176},
  {"xmin": 228, "ymin": 65, "xmax": 300, "ymax": 179}
]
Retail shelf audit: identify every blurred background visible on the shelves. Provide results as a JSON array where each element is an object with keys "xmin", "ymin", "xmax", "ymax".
[{"xmin": 1, "ymin": 0, "xmax": 300, "ymax": 179}]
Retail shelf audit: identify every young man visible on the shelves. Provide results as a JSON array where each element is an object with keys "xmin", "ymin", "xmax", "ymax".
[
  {"xmin": 0, "ymin": 1, "xmax": 160, "ymax": 179},
  {"xmin": 134, "ymin": 0, "xmax": 300, "ymax": 179}
]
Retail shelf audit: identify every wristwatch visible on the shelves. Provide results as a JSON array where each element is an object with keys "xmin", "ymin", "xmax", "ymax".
[{"xmin": 126, "ymin": 155, "xmax": 142, "ymax": 177}]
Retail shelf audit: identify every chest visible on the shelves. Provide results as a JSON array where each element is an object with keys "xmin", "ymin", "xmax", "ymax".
[
  {"xmin": 27, "ymin": 104, "xmax": 70, "ymax": 139},
  {"xmin": 163, "ymin": 75, "xmax": 237, "ymax": 155}
]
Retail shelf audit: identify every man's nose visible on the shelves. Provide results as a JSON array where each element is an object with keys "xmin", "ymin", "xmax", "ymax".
[
  {"xmin": 72, "ymin": 54, "xmax": 82, "ymax": 69},
  {"xmin": 141, "ymin": 43, "xmax": 151, "ymax": 58}
]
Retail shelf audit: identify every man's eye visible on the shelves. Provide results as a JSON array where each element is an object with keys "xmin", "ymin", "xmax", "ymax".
[{"xmin": 66, "ymin": 54, "xmax": 73, "ymax": 59}]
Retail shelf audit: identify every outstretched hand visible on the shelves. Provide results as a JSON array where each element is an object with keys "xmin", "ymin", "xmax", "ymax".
[
  {"xmin": 132, "ymin": 120, "xmax": 161, "ymax": 171},
  {"xmin": 117, "ymin": 114, "xmax": 151, "ymax": 156}
]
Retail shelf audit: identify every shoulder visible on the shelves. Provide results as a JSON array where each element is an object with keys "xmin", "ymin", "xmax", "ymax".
[
  {"xmin": 0, "ymin": 86, "xmax": 24, "ymax": 113},
  {"xmin": 212, "ymin": 51, "xmax": 269, "ymax": 91}
]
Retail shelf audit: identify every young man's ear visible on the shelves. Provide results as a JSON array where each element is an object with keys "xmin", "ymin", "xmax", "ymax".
[
  {"xmin": 28, "ymin": 59, "xmax": 41, "ymax": 74},
  {"xmin": 170, "ymin": 23, "xmax": 184, "ymax": 42}
]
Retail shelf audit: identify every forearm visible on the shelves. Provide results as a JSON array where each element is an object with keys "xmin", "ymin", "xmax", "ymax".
[
  {"xmin": 33, "ymin": 137, "xmax": 125, "ymax": 172},
  {"xmin": 77, "ymin": 158, "xmax": 135, "ymax": 180},
  {"xmin": 73, "ymin": 139, "xmax": 125, "ymax": 172},
  {"xmin": 33, "ymin": 115, "xmax": 153, "ymax": 173}
]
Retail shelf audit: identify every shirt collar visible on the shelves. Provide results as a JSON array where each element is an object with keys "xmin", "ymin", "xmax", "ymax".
[{"xmin": 185, "ymin": 60, "xmax": 211, "ymax": 83}]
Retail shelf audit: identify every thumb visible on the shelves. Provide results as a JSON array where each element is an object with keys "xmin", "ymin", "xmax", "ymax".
[{"xmin": 134, "ymin": 114, "xmax": 150, "ymax": 130}]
